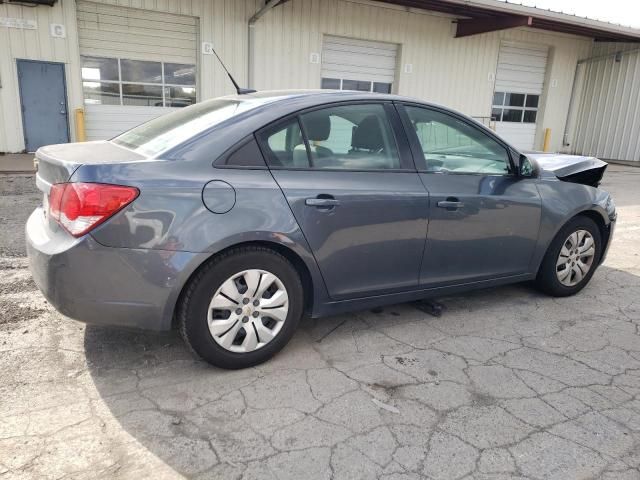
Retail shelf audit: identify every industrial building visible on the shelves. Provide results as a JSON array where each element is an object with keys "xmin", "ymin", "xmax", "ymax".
[{"xmin": 1, "ymin": 0, "xmax": 639, "ymax": 163}]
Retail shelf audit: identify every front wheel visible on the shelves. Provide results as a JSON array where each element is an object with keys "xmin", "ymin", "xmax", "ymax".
[
  {"xmin": 178, "ymin": 247, "xmax": 304, "ymax": 369},
  {"xmin": 535, "ymin": 216, "xmax": 602, "ymax": 297}
]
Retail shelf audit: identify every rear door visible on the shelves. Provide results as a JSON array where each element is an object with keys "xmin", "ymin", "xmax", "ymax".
[
  {"xmin": 257, "ymin": 102, "xmax": 428, "ymax": 300},
  {"xmin": 398, "ymin": 103, "xmax": 541, "ymax": 286}
]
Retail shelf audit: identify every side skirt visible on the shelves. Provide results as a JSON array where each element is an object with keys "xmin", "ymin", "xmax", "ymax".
[{"xmin": 311, "ymin": 273, "xmax": 535, "ymax": 318}]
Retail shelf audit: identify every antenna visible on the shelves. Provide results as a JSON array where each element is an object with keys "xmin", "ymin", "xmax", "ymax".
[{"xmin": 209, "ymin": 44, "xmax": 256, "ymax": 95}]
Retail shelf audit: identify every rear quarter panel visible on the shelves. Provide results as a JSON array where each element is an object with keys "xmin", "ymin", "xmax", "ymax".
[{"xmin": 72, "ymin": 160, "xmax": 329, "ymax": 320}]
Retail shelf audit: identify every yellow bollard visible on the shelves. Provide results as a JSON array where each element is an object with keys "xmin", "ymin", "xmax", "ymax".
[
  {"xmin": 74, "ymin": 108, "xmax": 86, "ymax": 142},
  {"xmin": 543, "ymin": 128, "xmax": 551, "ymax": 152}
]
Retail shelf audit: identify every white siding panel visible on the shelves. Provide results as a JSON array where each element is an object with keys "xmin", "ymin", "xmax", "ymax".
[
  {"xmin": 495, "ymin": 42, "xmax": 548, "ymax": 95},
  {"xmin": 76, "ymin": 1, "xmax": 197, "ymax": 63},
  {"xmin": 495, "ymin": 123, "xmax": 536, "ymax": 150},
  {"xmin": 321, "ymin": 35, "xmax": 398, "ymax": 84}
]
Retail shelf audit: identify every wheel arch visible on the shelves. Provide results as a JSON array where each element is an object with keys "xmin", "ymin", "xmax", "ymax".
[
  {"xmin": 574, "ymin": 208, "xmax": 612, "ymax": 265},
  {"xmin": 536, "ymin": 207, "xmax": 610, "ymax": 277},
  {"xmin": 171, "ymin": 240, "xmax": 316, "ymax": 329}
]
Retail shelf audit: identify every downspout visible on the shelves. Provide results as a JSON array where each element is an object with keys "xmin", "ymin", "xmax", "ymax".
[
  {"xmin": 563, "ymin": 46, "xmax": 640, "ymax": 148},
  {"xmin": 248, "ymin": 0, "xmax": 281, "ymax": 89}
]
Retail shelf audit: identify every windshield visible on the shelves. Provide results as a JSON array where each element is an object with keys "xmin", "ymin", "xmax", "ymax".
[{"xmin": 112, "ymin": 98, "xmax": 265, "ymax": 157}]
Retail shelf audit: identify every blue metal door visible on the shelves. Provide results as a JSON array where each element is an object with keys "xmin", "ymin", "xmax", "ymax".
[{"xmin": 17, "ymin": 60, "xmax": 69, "ymax": 152}]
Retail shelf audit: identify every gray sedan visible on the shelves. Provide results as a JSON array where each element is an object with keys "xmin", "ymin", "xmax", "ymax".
[{"xmin": 26, "ymin": 90, "xmax": 616, "ymax": 368}]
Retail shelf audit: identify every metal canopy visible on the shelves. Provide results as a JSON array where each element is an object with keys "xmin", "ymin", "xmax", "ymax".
[{"xmin": 379, "ymin": 0, "xmax": 640, "ymax": 42}]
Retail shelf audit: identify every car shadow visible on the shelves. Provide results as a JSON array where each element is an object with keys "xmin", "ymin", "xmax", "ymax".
[{"xmin": 84, "ymin": 264, "xmax": 640, "ymax": 477}]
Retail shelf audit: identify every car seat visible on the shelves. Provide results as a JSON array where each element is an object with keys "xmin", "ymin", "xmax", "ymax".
[
  {"xmin": 350, "ymin": 115, "xmax": 385, "ymax": 154},
  {"xmin": 293, "ymin": 112, "xmax": 334, "ymax": 167}
]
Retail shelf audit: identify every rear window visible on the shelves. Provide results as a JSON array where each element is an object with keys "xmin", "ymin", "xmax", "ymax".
[{"xmin": 112, "ymin": 98, "xmax": 265, "ymax": 157}]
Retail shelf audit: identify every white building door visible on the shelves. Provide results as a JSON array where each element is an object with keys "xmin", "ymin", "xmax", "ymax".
[
  {"xmin": 320, "ymin": 35, "xmax": 398, "ymax": 94},
  {"xmin": 492, "ymin": 42, "xmax": 548, "ymax": 151},
  {"xmin": 77, "ymin": 1, "xmax": 198, "ymax": 140}
]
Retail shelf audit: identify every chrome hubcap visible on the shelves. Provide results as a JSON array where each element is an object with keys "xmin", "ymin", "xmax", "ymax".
[
  {"xmin": 208, "ymin": 269, "xmax": 289, "ymax": 353},
  {"xmin": 556, "ymin": 229, "xmax": 596, "ymax": 287}
]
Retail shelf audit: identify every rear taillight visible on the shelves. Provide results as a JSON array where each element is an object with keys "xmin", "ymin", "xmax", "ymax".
[{"xmin": 48, "ymin": 182, "xmax": 139, "ymax": 237}]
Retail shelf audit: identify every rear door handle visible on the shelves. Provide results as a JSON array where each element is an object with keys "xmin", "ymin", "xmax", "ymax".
[
  {"xmin": 305, "ymin": 197, "xmax": 340, "ymax": 208},
  {"xmin": 437, "ymin": 199, "xmax": 464, "ymax": 209}
]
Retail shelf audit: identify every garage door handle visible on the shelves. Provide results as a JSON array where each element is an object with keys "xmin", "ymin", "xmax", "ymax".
[
  {"xmin": 305, "ymin": 197, "xmax": 340, "ymax": 208},
  {"xmin": 437, "ymin": 200, "xmax": 464, "ymax": 209}
]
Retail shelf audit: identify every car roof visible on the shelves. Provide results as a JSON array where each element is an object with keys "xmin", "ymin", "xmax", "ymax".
[{"xmin": 220, "ymin": 89, "xmax": 434, "ymax": 109}]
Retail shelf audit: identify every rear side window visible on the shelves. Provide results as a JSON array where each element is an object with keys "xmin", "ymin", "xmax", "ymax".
[
  {"xmin": 113, "ymin": 97, "xmax": 273, "ymax": 157},
  {"xmin": 216, "ymin": 137, "xmax": 266, "ymax": 167},
  {"xmin": 258, "ymin": 119, "xmax": 308, "ymax": 168},
  {"xmin": 257, "ymin": 104, "xmax": 401, "ymax": 170}
]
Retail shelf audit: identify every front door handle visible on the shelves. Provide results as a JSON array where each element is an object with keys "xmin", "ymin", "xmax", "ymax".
[
  {"xmin": 305, "ymin": 197, "xmax": 340, "ymax": 208},
  {"xmin": 437, "ymin": 198, "xmax": 464, "ymax": 210}
]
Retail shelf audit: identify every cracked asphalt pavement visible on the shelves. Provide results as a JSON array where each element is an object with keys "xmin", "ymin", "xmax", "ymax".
[{"xmin": 1, "ymin": 165, "xmax": 640, "ymax": 479}]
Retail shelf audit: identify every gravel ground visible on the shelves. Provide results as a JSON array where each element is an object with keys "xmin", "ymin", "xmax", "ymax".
[{"xmin": 1, "ymin": 166, "xmax": 639, "ymax": 479}]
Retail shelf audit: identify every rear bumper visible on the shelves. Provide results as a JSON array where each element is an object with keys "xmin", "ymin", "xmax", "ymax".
[{"xmin": 26, "ymin": 207, "xmax": 203, "ymax": 331}]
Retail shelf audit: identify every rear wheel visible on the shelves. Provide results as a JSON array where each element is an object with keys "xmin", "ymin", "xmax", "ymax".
[
  {"xmin": 179, "ymin": 247, "xmax": 304, "ymax": 369},
  {"xmin": 535, "ymin": 216, "xmax": 602, "ymax": 297}
]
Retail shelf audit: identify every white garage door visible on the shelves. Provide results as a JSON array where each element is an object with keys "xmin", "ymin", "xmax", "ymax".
[
  {"xmin": 492, "ymin": 42, "xmax": 548, "ymax": 150},
  {"xmin": 77, "ymin": 1, "xmax": 198, "ymax": 140},
  {"xmin": 321, "ymin": 35, "xmax": 398, "ymax": 94}
]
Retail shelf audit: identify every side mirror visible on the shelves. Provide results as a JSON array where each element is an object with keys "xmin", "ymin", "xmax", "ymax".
[{"xmin": 516, "ymin": 154, "xmax": 534, "ymax": 177}]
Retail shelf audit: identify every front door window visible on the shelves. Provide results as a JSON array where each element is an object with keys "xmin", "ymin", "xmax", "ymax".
[{"xmin": 405, "ymin": 105, "xmax": 510, "ymax": 175}]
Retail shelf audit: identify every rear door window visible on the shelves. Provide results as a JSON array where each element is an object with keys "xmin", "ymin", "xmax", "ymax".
[{"xmin": 258, "ymin": 104, "xmax": 402, "ymax": 170}]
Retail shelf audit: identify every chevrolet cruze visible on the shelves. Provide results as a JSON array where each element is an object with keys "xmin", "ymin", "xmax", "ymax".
[{"xmin": 26, "ymin": 90, "xmax": 616, "ymax": 368}]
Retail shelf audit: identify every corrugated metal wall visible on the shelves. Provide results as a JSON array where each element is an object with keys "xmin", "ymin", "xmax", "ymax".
[
  {"xmin": 571, "ymin": 43, "xmax": 640, "ymax": 162},
  {"xmin": 0, "ymin": 0, "xmax": 592, "ymax": 153}
]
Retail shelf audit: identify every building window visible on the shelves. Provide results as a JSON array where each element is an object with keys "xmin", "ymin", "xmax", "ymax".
[
  {"xmin": 81, "ymin": 56, "xmax": 196, "ymax": 107},
  {"xmin": 321, "ymin": 77, "xmax": 392, "ymax": 94},
  {"xmin": 491, "ymin": 92, "xmax": 539, "ymax": 123}
]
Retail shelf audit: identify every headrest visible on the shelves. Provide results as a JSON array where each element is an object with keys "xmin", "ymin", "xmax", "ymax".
[
  {"xmin": 302, "ymin": 112, "xmax": 330, "ymax": 141},
  {"xmin": 352, "ymin": 115, "xmax": 384, "ymax": 151}
]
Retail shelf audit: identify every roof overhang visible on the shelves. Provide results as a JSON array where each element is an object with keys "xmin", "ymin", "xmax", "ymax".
[{"xmin": 378, "ymin": 0, "xmax": 640, "ymax": 42}]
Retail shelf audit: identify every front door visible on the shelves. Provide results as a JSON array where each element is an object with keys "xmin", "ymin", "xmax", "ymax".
[
  {"xmin": 399, "ymin": 104, "xmax": 541, "ymax": 286},
  {"xmin": 17, "ymin": 60, "xmax": 69, "ymax": 152},
  {"xmin": 257, "ymin": 102, "xmax": 428, "ymax": 299}
]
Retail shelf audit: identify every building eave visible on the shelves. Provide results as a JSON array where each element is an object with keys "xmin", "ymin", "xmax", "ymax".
[{"xmin": 377, "ymin": 0, "xmax": 640, "ymax": 42}]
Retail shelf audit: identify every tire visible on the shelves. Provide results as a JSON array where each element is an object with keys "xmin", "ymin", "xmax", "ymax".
[
  {"xmin": 178, "ymin": 246, "xmax": 304, "ymax": 369},
  {"xmin": 535, "ymin": 215, "xmax": 602, "ymax": 297}
]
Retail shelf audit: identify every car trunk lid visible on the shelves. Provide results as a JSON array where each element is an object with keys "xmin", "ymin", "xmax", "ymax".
[
  {"xmin": 34, "ymin": 141, "xmax": 146, "ymax": 232},
  {"xmin": 35, "ymin": 140, "xmax": 146, "ymax": 188}
]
